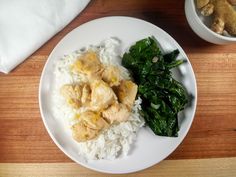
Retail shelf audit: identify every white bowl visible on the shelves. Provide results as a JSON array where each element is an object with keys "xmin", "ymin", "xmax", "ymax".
[{"xmin": 185, "ymin": 0, "xmax": 236, "ymax": 44}]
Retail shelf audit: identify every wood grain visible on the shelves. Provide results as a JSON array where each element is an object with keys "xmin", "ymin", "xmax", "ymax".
[
  {"xmin": 1, "ymin": 158, "xmax": 236, "ymax": 177},
  {"xmin": 0, "ymin": 0, "xmax": 236, "ymax": 175},
  {"xmin": 1, "ymin": 53, "xmax": 236, "ymax": 162}
]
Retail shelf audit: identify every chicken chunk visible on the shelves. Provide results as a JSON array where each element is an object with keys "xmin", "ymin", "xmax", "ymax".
[
  {"xmin": 102, "ymin": 65, "xmax": 121, "ymax": 86},
  {"xmin": 117, "ymin": 80, "xmax": 138, "ymax": 109},
  {"xmin": 71, "ymin": 122, "xmax": 99, "ymax": 142},
  {"xmin": 81, "ymin": 83, "xmax": 91, "ymax": 105},
  {"xmin": 60, "ymin": 84, "xmax": 82, "ymax": 108},
  {"xmin": 71, "ymin": 111, "xmax": 109, "ymax": 142},
  {"xmin": 71, "ymin": 51, "xmax": 103, "ymax": 79},
  {"xmin": 60, "ymin": 84, "xmax": 82, "ymax": 99},
  {"xmin": 79, "ymin": 111, "xmax": 109, "ymax": 130},
  {"xmin": 90, "ymin": 80, "xmax": 117, "ymax": 111},
  {"xmin": 102, "ymin": 103, "xmax": 130, "ymax": 123},
  {"xmin": 196, "ymin": 0, "xmax": 209, "ymax": 8}
]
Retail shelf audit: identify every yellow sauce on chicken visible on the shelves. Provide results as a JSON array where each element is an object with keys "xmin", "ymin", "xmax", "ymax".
[{"xmin": 60, "ymin": 51, "xmax": 138, "ymax": 142}]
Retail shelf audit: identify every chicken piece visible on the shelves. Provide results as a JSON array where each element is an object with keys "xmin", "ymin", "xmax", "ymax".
[
  {"xmin": 201, "ymin": 3, "xmax": 214, "ymax": 16},
  {"xmin": 117, "ymin": 80, "xmax": 138, "ymax": 109},
  {"xmin": 79, "ymin": 111, "xmax": 109, "ymax": 130},
  {"xmin": 71, "ymin": 122, "xmax": 99, "ymax": 142},
  {"xmin": 90, "ymin": 80, "xmax": 116, "ymax": 111},
  {"xmin": 102, "ymin": 103, "xmax": 130, "ymax": 123},
  {"xmin": 212, "ymin": 0, "xmax": 236, "ymax": 35},
  {"xmin": 60, "ymin": 84, "xmax": 82, "ymax": 108},
  {"xmin": 102, "ymin": 65, "xmax": 121, "ymax": 86},
  {"xmin": 228, "ymin": 0, "xmax": 236, "ymax": 5},
  {"xmin": 71, "ymin": 51, "xmax": 103, "ymax": 79},
  {"xmin": 60, "ymin": 84, "xmax": 82, "ymax": 99},
  {"xmin": 196, "ymin": 0, "xmax": 236, "ymax": 35},
  {"xmin": 196, "ymin": 0, "xmax": 209, "ymax": 8},
  {"xmin": 72, "ymin": 111, "xmax": 109, "ymax": 142},
  {"xmin": 81, "ymin": 83, "xmax": 91, "ymax": 105}
]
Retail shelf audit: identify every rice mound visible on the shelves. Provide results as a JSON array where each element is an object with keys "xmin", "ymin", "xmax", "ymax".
[{"xmin": 52, "ymin": 38, "xmax": 144, "ymax": 160}]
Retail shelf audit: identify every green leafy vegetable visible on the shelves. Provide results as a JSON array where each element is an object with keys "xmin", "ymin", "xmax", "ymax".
[{"xmin": 122, "ymin": 37, "xmax": 188, "ymax": 137}]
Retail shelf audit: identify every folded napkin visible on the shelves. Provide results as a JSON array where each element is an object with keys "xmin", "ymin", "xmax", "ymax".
[{"xmin": 0, "ymin": 0, "xmax": 90, "ymax": 73}]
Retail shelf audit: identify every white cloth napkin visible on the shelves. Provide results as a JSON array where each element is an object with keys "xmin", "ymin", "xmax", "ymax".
[{"xmin": 0, "ymin": 0, "xmax": 90, "ymax": 73}]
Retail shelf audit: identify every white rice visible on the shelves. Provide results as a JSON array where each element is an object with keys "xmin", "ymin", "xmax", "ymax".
[{"xmin": 52, "ymin": 37, "xmax": 144, "ymax": 160}]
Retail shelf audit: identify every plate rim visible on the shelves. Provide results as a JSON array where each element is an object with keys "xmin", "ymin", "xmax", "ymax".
[{"xmin": 39, "ymin": 16, "xmax": 198, "ymax": 174}]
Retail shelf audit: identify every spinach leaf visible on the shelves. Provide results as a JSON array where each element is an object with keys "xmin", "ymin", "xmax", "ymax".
[{"xmin": 122, "ymin": 37, "xmax": 188, "ymax": 137}]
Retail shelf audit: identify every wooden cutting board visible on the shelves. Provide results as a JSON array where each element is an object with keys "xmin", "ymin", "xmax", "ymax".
[{"xmin": 0, "ymin": 0, "xmax": 235, "ymax": 176}]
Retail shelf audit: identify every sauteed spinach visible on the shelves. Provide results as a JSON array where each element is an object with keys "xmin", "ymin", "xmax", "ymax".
[{"xmin": 122, "ymin": 37, "xmax": 188, "ymax": 137}]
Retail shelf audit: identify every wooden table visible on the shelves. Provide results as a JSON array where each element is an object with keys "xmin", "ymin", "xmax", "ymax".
[{"xmin": 0, "ymin": 0, "xmax": 236, "ymax": 176}]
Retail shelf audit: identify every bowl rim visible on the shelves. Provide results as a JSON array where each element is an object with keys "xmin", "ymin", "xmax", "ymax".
[{"xmin": 189, "ymin": 0, "xmax": 236, "ymax": 41}]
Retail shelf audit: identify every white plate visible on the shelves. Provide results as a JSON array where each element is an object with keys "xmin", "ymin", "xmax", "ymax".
[{"xmin": 39, "ymin": 16, "xmax": 197, "ymax": 174}]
